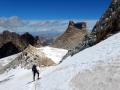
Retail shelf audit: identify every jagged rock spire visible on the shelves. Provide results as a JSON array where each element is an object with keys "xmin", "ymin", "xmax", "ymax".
[
  {"xmin": 52, "ymin": 21, "xmax": 87, "ymax": 50},
  {"xmin": 68, "ymin": 21, "xmax": 75, "ymax": 26}
]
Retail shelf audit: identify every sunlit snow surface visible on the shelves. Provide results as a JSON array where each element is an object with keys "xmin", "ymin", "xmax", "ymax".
[
  {"xmin": 39, "ymin": 46, "xmax": 68, "ymax": 64},
  {"xmin": 0, "ymin": 53, "xmax": 21, "ymax": 67}
]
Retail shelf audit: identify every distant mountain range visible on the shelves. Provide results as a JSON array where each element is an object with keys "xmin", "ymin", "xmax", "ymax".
[
  {"xmin": 0, "ymin": 16, "xmax": 68, "ymax": 37},
  {"xmin": 0, "ymin": 16, "xmax": 96, "ymax": 37}
]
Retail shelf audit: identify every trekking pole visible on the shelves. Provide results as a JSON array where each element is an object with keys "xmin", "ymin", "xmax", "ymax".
[{"xmin": 34, "ymin": 81, "xmax": 36, "ymax": 90}]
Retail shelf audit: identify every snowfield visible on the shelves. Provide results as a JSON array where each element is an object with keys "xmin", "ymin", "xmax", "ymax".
[
  {"xmin": 39, "ymin": 46, "xmax": 68, "ymax": 64},
  {"xmin": 0, "ymin": 53, "xmax": 21, "ymax": 67},
  {"xmin": 1, "ymin": 32, "xmax": 120, "ymax": 90}
]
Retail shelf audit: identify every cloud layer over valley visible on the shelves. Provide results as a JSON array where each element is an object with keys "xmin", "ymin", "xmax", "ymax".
[{"xmin": 0, "ymin": 16, "xmax": 97, "ymax": 36}]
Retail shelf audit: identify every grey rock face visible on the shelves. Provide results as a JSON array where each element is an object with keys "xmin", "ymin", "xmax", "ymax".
[{"xmin": 52, "ymin": 21, "xmax": 88, "ymax": 50}]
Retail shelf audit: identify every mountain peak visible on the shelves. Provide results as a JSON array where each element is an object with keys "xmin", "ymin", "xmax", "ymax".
[
  {"xmin": 52, "ymin": 21, "xmax": 87, "ymax": 50},
  {"xmin": 66, "ymin": 21, "xmax": 86, "ymax": 33},
  {"xmin": 68, "ymin": 21, "xmax": 86, "ymax": 30},
  {"xmin": 68, "ymin": 21, "xmax": 75, "ymax": 26}
]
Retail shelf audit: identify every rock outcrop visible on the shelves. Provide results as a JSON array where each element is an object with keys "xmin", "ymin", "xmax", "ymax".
[
  {"xmin": 92, "ymin": 0, "xmax": 120, "ymax": 43},
  {"xmin": 52, "ymin": 21, "xmax": 87, "ymax": 50},
  {"xmin": 0, "ymin": 42, "xmax": 20, "ymax": 58},
  {"xmin": 17, "ymin": 45, "xmax": 55, "ymax": 68},
  {"xmin": 0, "ymin": 31, "xmax": 42, "ymax": 58},
  {"xmin": 62, "ymin": 0, "xmax": 120, "ymax": 59},
  {"xmin": 0, "ymin": 45, "xmax": 54, "ymax": 73}
]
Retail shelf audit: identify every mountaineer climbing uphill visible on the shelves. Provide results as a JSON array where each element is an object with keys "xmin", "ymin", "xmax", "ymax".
[{"xmin": 32, "ymin": 64, "xmax": 40, "ymax": 81}]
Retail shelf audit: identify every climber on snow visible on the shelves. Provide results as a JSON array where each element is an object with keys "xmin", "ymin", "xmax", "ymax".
[{"xmin": 32, "ymin": 64, "xmax": 40, "ymax": 81}]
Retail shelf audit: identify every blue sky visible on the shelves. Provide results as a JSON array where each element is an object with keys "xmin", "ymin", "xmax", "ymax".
[{"xmin": 0, "ymin": 0, "xmax": 111, "ymax": 20}]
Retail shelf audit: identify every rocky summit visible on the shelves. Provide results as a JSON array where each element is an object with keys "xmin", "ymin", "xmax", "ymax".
[
  {"xmin": 52, "ymin": 21, "xmax": 87, "ymax": 50},
  {"xmin": 17, "ymin": 45, "xmax": 55, "ymax": 68}
]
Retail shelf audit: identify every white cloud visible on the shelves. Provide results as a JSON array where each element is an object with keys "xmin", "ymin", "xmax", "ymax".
[{"xmin": 0, "ymin": 16, "xmax": 97, "ymax": 35}]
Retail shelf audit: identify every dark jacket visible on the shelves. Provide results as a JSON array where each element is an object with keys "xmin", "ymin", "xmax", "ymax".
[{"xmin": 32, "ymin": 65, "xmax": 37, "ymax": 72}]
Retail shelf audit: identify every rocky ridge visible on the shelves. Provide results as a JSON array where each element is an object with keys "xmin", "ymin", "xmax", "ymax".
[
  {"xmin": 0, "ymin": 45, "xmax": 67, "ymax": 74},
  {"xmin": 52, "ymin": 21, "xmax": 87, "ymax": 50},
  {"xmin": 0, "ymin": 45, "xmax": 54, "ymax": 74},
  {"xmin": 0, "ymin": 31, "xmax": 43, "ymax": 58}
]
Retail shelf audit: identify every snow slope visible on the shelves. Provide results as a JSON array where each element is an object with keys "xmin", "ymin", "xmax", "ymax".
[
  {"xmin": 35, "ymin": 32, "xmax": 120, "ymax": 90},
  {"xmin": 0, "ymin": 53, "xmax": 20, "ymax": 67},
  {"xmin": 0, "ymin": 32, "xmax": 120, "ymax": 90},
  {"xmin": 39, "ymin": 46, "xmax": 68, "ymax": 64},
  {"xmin": 0, "ymin": 46, "xmax": 67, "ymax": 90}
]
